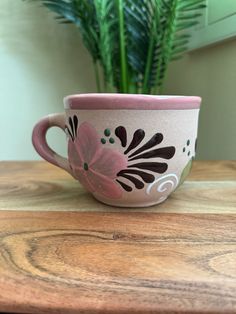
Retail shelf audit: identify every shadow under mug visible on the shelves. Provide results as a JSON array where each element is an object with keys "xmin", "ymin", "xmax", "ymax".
[{"xmin": 32, "ymin": 93, "xmax": 201, "ymax": 207}]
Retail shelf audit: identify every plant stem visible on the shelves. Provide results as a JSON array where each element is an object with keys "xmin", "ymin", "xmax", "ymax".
[
  {"xmin": 142, "ymin": 1, "xmax": 159, "ymax": 95},
  {"xmin": 103, "ymin": 74, "xmax": 108, "ymax": 92},
  {"xmin": 142, "ymin": 30, "xmax": 155, "ymax": 94},
  {"xmin": 118, "ymin": 0, "xmax": 128, "ymax": 93},
  {"xmin": 152, "ymin": 0, "xmax": 178, "ymax": 94},
  {"xmin": 152, "ymin": 54, "xmax": 163, "ymax": 94},
  {"xmin": 129, "ymin": 80, "xmax": 138, "ymax": 94},
  {"xmin": 158, "ymin": 2, "xmax": 180, "ymax": 94},
  {"xmin": 159, "ymin": 65, "xmax": 168, "ymax": 94},
  {"xmin": 93, "ymin": 60, "xmax": 101, "ymax": 93}
]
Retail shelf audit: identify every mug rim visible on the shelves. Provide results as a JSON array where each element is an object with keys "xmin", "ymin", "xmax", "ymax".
[{"xmin": 64, "ymin": 93, "xmax": 201, "ymax": 110}]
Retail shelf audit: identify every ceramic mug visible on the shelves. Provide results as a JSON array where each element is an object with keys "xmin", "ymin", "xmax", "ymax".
[{"xmin": 32, "ymin": 94, "xmax": 201, "ymax": 207}]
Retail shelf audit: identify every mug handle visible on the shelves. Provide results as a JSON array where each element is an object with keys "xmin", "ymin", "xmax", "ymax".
[{"xmin": 32, "ymin": 113, "xmax": 71, "ymax": 174}]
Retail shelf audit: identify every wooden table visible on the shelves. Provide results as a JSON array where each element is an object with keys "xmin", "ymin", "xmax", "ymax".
[{"xmin": 0, "ymin": 161, "xmax": 235, "ymax": 314}]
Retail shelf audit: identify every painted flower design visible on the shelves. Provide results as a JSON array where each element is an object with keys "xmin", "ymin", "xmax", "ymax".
[
  {"xmin": 115, "ymin": 126, "xmax": 176, "ymax": 192},
  {"xmin": 68, "ymin": 121, "xmax": 127, "ymax": 199}
]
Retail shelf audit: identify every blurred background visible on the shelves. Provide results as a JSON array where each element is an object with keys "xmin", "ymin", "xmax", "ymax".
[{"xmin": 0, "ymin": 0, "xmax": 235, "ymax": 160}]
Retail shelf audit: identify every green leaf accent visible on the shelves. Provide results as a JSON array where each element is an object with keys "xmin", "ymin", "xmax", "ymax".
[
  {"xmin": 83, "ymin": 162, "xmax": 89, "ymax": 171},
  {"xmin": 178, "ymin": 158, "xmax": 193, "ymax": 188},
  {"xmin": 104, "ymin": 128, "xmax": 111, "ymax": 136},
  {"xmin": 27, "ymin": 0, "xmax": 206, "ymax": 94}
]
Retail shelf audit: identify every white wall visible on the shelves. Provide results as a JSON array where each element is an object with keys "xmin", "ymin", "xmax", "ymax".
[
  {"xmin": 0, "ymin": 0, "xmax": 96, "ymax": 160},
  {"xmin": 163, "ymin": 38, "xmax": 236, "ymax": 160}
]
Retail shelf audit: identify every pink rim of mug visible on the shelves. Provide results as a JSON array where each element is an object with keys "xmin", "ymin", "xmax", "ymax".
[{"xmin": 64, "ymin": 93, "xmax": 201, "ymax": 110}]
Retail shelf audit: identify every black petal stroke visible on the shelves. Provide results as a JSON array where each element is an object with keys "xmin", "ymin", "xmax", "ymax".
[
  {"xmin": 129, "ymin": 146, "xmax": 176, "ymax": 161},
  {"xmin": 66, "ymin": 115, "xmax": 78, "ymax": 141},
  {"xmin": 128, "ymin": 162, "xmax": 168, "ymax": 173},
  {"xmin": 73, "ymin": 115, "xmax": 78, "ymax": 136},
  {"xmin": 117, "ymin": 169, "xmax": 155, "ymax": 183},
  {"xmin": 128, "ymin": 133, "xmax": 163, "ymax": 158},
  {"xmin": 118, "ymin": 174, "xmax": 144, "ymax": 189},
  {"xmin": 116, "ymin": 179, "xmax": 132, "ymax": 192},
  {"xmin": 65, "ymin": 126, "xmax": 73, "ymax": 140},
  {"xmin": 115, "ymin": 126, "xmax": 127, "ymax": 147},
  {"xmin": 124, "ymin": 129, "xmax": 145, "ymax": 155},
  {"xmin": 69, "ymin": 117, "xmax": 74, "ymax": 137}
]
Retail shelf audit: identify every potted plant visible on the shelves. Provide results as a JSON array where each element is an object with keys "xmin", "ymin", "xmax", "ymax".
[
  {"xmin": 29, "ymin": 0, "xmax": 205, "ymax": 93},
  {"xmin": 31, "ymin": 0, "xmax": 204, "ymax": 207}
]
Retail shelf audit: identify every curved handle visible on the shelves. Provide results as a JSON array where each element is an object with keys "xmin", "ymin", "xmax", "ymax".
[{"xmin": 32, "ymin": 113, "xmax": 71, "ymax": 174}]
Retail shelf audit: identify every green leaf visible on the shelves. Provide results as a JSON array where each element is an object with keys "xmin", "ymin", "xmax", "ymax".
[
  {"xmin": 178, "ymin": 13, "xmax": 202, "ymax": 20},
  {"xmin": 176, "ymin": 21, "xmax": 199, "ymax": 30},
  {"xmin": 124, "ymin": 0, "xmax": 152, "ymax": 92},
  {"xmin": 178, "ymin": 0, "xmax": 206, "ymax": 10},
  {"xmin": 177, "ymin": 158, "xmax": 193, "ymax": 188},
  {"xmin": 93, "ymin": 0, "xmax": 117, "ymax": 90}
]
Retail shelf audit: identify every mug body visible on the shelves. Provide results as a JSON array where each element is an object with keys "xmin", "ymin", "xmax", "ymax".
[{"xmin": 63, "ymin": 94, "xmax": 201, "ymax": 207}]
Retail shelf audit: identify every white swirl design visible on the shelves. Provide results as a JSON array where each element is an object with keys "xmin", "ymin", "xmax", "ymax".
[{"xmin": 146, "ymin": 174, "xmax": 179, "ymax": 195}]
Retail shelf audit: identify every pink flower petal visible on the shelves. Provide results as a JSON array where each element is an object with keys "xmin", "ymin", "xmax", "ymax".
[
  {"xmin": 68, "ymin": 139, "xmax": 83, "ymax": 169},
  {"xmin": 75, "ymin": 170, "xmax": 95, "ymax": 194},
  {"xmin": 90, "ymin": 148, "xmax": 127, "ymax": 178},
  {"xmin": 76, "ymin": 122, "xmax": 102, "ymax": 164},
  {"xmin": 87, "ymin": 170, "xmax": 123, "ymax": 199},
  {"xmin": 67, "ymin": 122, "xmax": 125, "ymax": 199}
]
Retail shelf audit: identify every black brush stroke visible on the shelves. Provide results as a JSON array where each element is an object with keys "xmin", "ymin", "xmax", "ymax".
[
  {"xmin": 124, "ymin": 129, "xmax": 145, "ymax": 155},
  {"xmin": 115, "ymin": 126, "xmax": 127, "ymax": 147},
  {"xmin": 65, "ymin": 126, "xmax": 74, "ymax": 141},
  {"xmin": 129, "ymin": 146, "xmax": 176, "ymax": 161},
  {"xmin": 116, "ymin": 179, "xmax": 132, "ymax": 192},
  {"xmin": 128, "ymin": 162, "xmax": 168, "ymax": 173},
  {"xmin": 118, "ymin": 174, "xmax": 144, "ymax": 189},
  {"xmin": 128, "ymin": 133, "xmax": 163, "ymax": 158},
  {"xmin": 73, "ymin": 115, "xmax": 78, "ymax": 136},
  {"xmin": 69, "ymin": 117, "xmax": 74, "ymax": 138},
  {"xmin": 117, "ymin": 169, "xmax": 155, "ymax": 183}
]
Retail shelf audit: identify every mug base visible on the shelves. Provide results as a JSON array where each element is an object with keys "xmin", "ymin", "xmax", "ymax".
[{"xmin": 93, "ymin": 195, "xmax": 168, "ymax": 208}]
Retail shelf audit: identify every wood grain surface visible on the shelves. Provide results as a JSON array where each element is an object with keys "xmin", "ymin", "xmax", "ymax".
[
  {"xmin": 0, "ymin": 160, "xmax": 236, "ymax": 212},
  {"xmin": 0, "ymin": 161, "xmax": 235, "ymax": 314},
  {"xmin": 0, "ymin": 211, "xmax": 236, "ymax": 314}
]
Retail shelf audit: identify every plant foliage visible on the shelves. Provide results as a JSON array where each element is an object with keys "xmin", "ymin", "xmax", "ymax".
[{"xmin": 28, "ymin": 0, "xmax": 206, "ymax": 94}]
